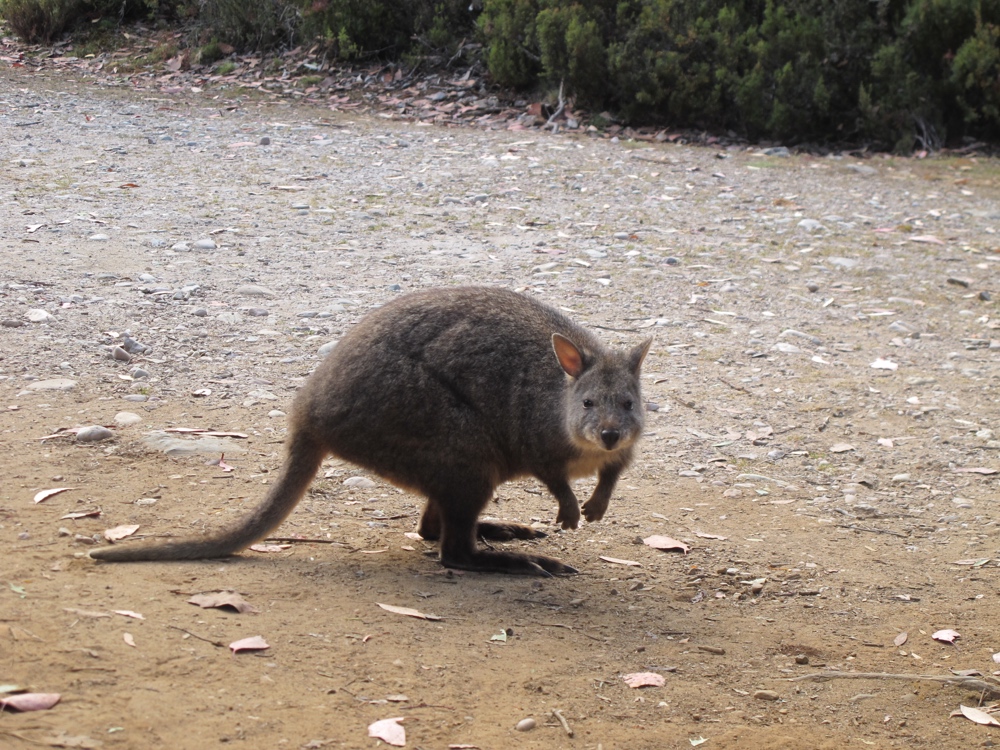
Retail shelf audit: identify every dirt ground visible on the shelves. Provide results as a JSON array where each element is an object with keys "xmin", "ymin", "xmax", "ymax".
[{"xmin": 2, "ymin": 63, "xmax": 1000, "ymax": 750}]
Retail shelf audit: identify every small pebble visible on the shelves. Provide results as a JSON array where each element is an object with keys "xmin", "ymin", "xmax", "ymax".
[
  {"xmin": 268, "ymin": 410, "xmax": 286, "ymax": 418},
  {"xmin": 344, "ymin": 476, "xmax": 377, "ymax": 488},
  {"xmin": 753, "ymin": 690, "xmax": 780, "ymax": 701},
  {"xmin": 88, "ymin": 233, "xmax": 110, "ymax": 241},
  {"xmin": 130, "ymin": 368, "xmax": 150, "ymax": 380},
  {"xmin": 112, "ymin": 346, "xmax": 132, "ymax": 362},
  {"xmin": 27, "ymin": 378, "xmax": 76, "ymax": 391},
  {"xmin": 795, "ymin": 654, "xmax": 809, "ymax": 665},
  {"xmin": 236, "ymin": 284, "xmax": 277, "ymax": 298},
  {"xmin": 192, "ymin": 307, "xmax": 208, "ymax": 317},
  {"xmin": 193, "ymin": 238, "xmax": 217, "ymax": 250},
  {"xmin": 806, "ymin": 282, "xmax": 819, "ymax": 293},
  {"xmin": 318, "ymin": 340, "xmax": 338, "ymax": 357},
  {"xmin": 259, "ymin": 136, "xmax": 271, "ymax": 146},
  {"xmin": 2, "ymin": 319, "xmax": 24, "ymax": 327},
  {"xmin": 171, "ymin": 242, "xmax": 191, "ymax": 252},
  {"xmin": 515, "ymin": 718, "xmax": 536, "ymax": 732},
  {"xmin": 114, "ymin": 411, "xmax": 142, "ymax": 426}
]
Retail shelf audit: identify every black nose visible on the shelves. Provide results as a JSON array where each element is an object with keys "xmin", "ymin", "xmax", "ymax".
[{"xmin": 601, "ymin": 429, "xmax": 620, "ymax": 449}]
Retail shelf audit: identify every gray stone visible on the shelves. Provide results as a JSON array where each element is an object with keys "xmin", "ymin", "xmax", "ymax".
[{"xmin": 76, "ymin": 425, "xmax": 114, "ymax": 442}]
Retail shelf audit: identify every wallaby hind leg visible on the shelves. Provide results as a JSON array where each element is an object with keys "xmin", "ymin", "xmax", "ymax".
[
  {"xmin": 435, "ymin": 483, "xmax": 576, "ymax": 577},
  {"xmin": 418, "ymin": 500, "xmax": 544, "ymax": 542}
]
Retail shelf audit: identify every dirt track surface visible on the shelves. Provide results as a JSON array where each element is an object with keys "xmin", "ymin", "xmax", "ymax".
[{"xmin": 2, "ymin": 67, "xmax": 1000, "ymax": 750}]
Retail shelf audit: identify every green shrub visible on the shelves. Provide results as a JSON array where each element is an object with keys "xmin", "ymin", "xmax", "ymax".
[
  {"xmin": 1, "ymin": 0, "xmax": 82, "ymax": 42},
  {"xmin": 199, "ymin": 0, "xmax": 298, "ymax": 50}
]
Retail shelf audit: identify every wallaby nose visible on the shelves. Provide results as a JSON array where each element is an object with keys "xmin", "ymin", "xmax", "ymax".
[{"xmin": 601, "ymin": 428, "xmax": 620, "ymax": 449}]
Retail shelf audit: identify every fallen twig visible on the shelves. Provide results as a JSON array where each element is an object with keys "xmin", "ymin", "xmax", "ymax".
[
  {"xmin": 552, "ymin": 708, "xmax": 573, "ymax": 737},
  {"xmin": 788, "ymin": 671, "xmax": 1000, "ymax": 698},
  {"xmin": 166, "ymin": 625, "xmax": 226, "ymax": 648},
  {"xmin": 263, "ymin": 537, "xmax": 351, "ymax": 545},
  {"xmin": 835, "ymin": 524, "xmax": 907, "ymax": 538}
]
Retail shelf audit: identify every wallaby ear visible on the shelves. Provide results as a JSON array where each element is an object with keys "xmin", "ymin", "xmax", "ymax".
[
  {"xmin": 552, "ymin": 333, "xmax": 586, "ymax": 378},
  {"xmin": 628, "ymin": 337, "xmax": 653, "ymax": 374}
]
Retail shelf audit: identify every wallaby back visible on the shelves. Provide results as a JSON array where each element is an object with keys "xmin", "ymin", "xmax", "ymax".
[{"xmin": 90, "ymin": 286, "xmax": 651, "ymax": 575}]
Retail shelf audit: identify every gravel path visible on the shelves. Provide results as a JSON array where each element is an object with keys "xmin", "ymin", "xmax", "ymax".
[{"xmin": 3, "ymin": 69, "xmax": 1000, "ymax": 748}]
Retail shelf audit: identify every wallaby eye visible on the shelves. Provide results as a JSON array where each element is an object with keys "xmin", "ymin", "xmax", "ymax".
[
  {"xmin": 583, "ymin": 399, "xmax": 594, "ymax": 409},
  {"xmin": 624, "ymin": 400, "xmax": 634, "ymax": 411}
]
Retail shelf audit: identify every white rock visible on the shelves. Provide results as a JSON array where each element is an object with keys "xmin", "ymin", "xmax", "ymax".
[
  {"xmin": 26, "ymin": 308, "xmax": 55, "ymax": 323},
  {"xmin": 88, "ymin": 233, "xmax": 110, "ymax": 241},
  {"xmin": 27, "ymin": 378, "xmax": 76, "ymax": 391},
  {"xmin": 318, "ymin": 340, "xmax": 339, "ymax": 357},
  {"xmin": 76, "ymin": 425, "xmax": 114, "ymax": 442},
  {"xmin": 797, "ymin": 219, "xmax": 824, "ymax": 233},
  {"xmin": 236, "ymin": 284, "xmax": 276, "ymax": 298},
  {"xmin": 193, "ymin": 238, "xmax": 217, "ymax": 250},
  {"xmin": 343, "ymin": 476, "xmax": 377, "ymax": 488},
  {"xmin": 114, "ymin": 411, "xmax": 143, "ymax": 426}
]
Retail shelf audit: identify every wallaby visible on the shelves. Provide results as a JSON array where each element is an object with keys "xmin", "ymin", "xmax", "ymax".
[{"xmin": 90, "ymin": 286, "xmax": 652, "ymax": 576}]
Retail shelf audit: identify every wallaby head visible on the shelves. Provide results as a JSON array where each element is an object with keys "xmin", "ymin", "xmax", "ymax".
[{"xmin": 552, "ymin": 333, "xmax": 652, "ymax": 459}]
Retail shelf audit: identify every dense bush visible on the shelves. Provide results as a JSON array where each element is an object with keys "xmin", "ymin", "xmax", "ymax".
[
  {"xmin": 3, "ymin": 0, "xmax": 998, "ymax": 147},
  {"xmin": 479, "ymin": 0, "xmax": 1000, "ymax": 147}
]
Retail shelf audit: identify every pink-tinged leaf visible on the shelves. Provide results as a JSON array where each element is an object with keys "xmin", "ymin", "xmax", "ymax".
[
  {"xmin": 953, "ymin": 467, "xmax": 998, "ymax": 475},
  {"xmin": 103, "ymin": 524, "xmax": 140, "ymax": 541},
  {"xmin": 909, "ymin": 235, "xmax": 945, "ymax": 245},
  {"xmin": 123, "ymin": 632, "xmax": 136, "ymax": 647},
  {"xmin": 642, "ymin": 535, "xmax": 690, "ymax": 554},
  {"xmin": 932, "ymin": 629, "xmax": 960, "ymax": 644},
  {"xmin": 33, "ymin": 487, "xmax": 75, "ymax": 503},
  {"xmin": 229, "ymin": 635, "xmax": 269, "ymax": 654},
  {"xmin": 188, "ymin": 591, "xmax": 259, "ymax": 614},
  {"xmin": 599, "ymin": 556, "xmax": 641, "ymax": 566},
  {"xmin": 958, "ymin": 705, "xmax": 1000, "ymax": 726},
  {"xmin": 368, "ymin": 717, "xmax": 406, "ymax": 747},
  {"xmin": 695, "ymin": 532, "xmax": 728, "ymax": 540},
  {"xmin": 377, "ymin": 603, "xmax": 441, "ymax": 621},
  {"xmin": 622, "ymin": 672, "xmax": 666, "ymax": 688},
  {"xmin": 0, "ymin": 692, "xmax": 61, "ymax": 712},
  {"xmin": 249, "ymin": 543, "xmax": 290, "ymax": 553},
  {"xmin": 894, "ymin": 632, "xmax": 908, "ymax": 647},
  {"xmin": 113, "ymin": 610, "xmax": 144, "ymax": 620}
]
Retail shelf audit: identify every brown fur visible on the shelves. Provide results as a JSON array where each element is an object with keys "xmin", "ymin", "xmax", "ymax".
[{"xmin": 90, "ymin": 287, "xmax": 651, "ymax": 576}]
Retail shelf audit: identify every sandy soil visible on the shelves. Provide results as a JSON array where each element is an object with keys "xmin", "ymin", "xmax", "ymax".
[{"xmin": 2, "ymin": 66, "xmax": 1000, "ymax": 750}]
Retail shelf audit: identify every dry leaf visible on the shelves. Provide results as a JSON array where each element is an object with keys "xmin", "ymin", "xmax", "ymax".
[
  {"xmin": 0, "ymin": 692, "xmax": 61, "ymax": 712},
  {"xmin": 248, "ymin": 543, "xmax": 290, "ymax": 553},
  {"xmin": 377, "ymin": 603, "xmax": 441, "ymax": 621},
  {"xmin": 188, "ymin": 591, "xmax": 259, "ymax": 614},
  {"xmin": 932, "ymin": 629, "xmax": 960, "ymax": 644},
  {"xmin": 103, "ymin": 524, "xmax": 140, "ymax": 541},
  {"xmin": 60, "ymin": 509, "xmax": 101, "ymax": 520},
  {"xmin": 599, "ymin": 556, "xmax": 641, "ymax": 566},
  {"xmin": 63, "ymin": 608, "xmax": 110, "ymax": 619},
  {"xmin": 957, "ymin": 704, "xmax": 1000, "ymax": 726},
  {"xmin": 695, "ymin": 532, "xmax": 728, "ymax": 540},
  {"xmin": 403, "ymin": 532, "xmax": 423, "ymax": 541},
  {"xmin": 642, "ymin": 535, "xmax": 690, "ymax": 554},
  {"xmin": 894, "ymin": 632, "xmax": 908, "ymax": 647},
  {"xmin": 953, "ymin": 467, "xmax": 998, "ymax": 475},
  {"xmin": 123, "ymin": 632, "xmax": 136, "ymax": 647},
  {"xmin": 39, "ymin": 731, "xmax": 103, "ymax": 748},
  {"xmin": 113, "ymin": 610, "xmax": 144, "ymax": 620},
  {"xmin": 622, "ymin": 672, "xmax": 666, "ymax": 688},
  {"xmin": 368, "ymin": 717, "xmax": 406, "ymax": 747},
  {"xmin": 33, "ymin": 487, "xmax": 75, "ymax": 503},
  {"xmin": 229, "ymin": 635, "xmax": 269, "ymax": 654}
]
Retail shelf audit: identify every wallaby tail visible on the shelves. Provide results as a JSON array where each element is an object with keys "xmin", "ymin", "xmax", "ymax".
[{"xmin": 89, "ymin": 432, "xmax": 327, "ymax": 562}]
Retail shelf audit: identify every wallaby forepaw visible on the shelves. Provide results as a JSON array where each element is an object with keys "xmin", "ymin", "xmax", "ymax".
[
  {"xmin": 581, "ymin": 499, "xmax": 608, "ymax": 523},
  {"xmin": 555, "ymin": 508, "xmax": 581, "ymax": 530}
]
